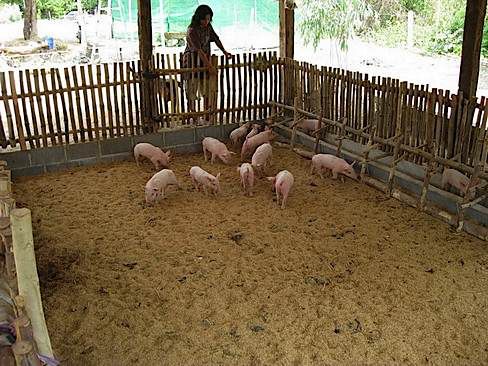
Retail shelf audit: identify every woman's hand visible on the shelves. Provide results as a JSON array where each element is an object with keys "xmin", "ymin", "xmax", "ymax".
[{"xmin": 224, "ymin": 51, "xmax": 232, "ymax": 59}]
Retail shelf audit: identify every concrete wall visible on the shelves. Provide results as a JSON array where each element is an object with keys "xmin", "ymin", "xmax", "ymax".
[{"xmin": 1, "ymin": 124, "xmax": 238, "ymax": 177}]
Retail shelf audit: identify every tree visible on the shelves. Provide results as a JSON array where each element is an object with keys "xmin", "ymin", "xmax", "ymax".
[
  {"xmin": 23, "ymin": 0, "xmax": 37, "ymax": 39},
  {"xmin": 299, "ymin": 0, "xmax": 370, "ymax": 51}
]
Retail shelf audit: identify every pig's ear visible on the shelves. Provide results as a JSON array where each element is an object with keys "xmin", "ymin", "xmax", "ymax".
[
  {"xmin": 216, "ymin": 173, "xmax": 221, "ymax": 180},
  {"xmin": 351, "ymin": 161, "xmax": 356, "ymax": 167}
]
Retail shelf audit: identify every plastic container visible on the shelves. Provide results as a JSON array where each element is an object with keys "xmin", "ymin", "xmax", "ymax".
[{"xmin": 46, "ymin": 37, "xmax": 55, "ymax": 50}]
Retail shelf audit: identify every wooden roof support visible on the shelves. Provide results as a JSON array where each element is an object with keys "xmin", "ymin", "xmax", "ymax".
[
  {"xmin": 458, "ymin": 0, "xmax": 487, "ymax": 97},
  {"xmin": 279, "ymin": 0, "xmax": 295, "ymax": 59},
  {"xmin": 137, "ymin": 0, "xmax": 155, "ymax": 132}
]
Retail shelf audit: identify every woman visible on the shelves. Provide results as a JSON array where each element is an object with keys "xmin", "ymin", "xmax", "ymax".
[{"xmin": 181, "ymin": 5, "xmax": 231, "ymax": 120}]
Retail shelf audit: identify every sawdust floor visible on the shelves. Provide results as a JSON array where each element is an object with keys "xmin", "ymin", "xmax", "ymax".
[{"xmin": 13, "ymin": 147, "xmax": 488, "ymax": 365}]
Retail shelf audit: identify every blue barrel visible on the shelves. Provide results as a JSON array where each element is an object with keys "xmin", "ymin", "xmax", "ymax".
[{"xmin": 46, "ymin": 37, "xmax": 54, "ymax": 50}]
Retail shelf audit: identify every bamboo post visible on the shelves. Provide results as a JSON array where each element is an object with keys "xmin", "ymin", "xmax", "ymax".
[
  {"xmin": 314, "ymin": 112, "xmax": 323, "ymax": 154},
  {"xmin": 335, "ymin": 118, "xmax": 347, "ymax": 157},
  {"xmin": 11, "ymin": 296, "xmax": 41, "ymax": 366},
  {"xmin": 11, "ymin": 208, "xmax": 53, "ymax": 359},
  {"xmin": 386, "ymin": 82, "xmax": 407, "ymax": 195},
  {"xmin": 290, "ymin": 96, "xmax": 300, "ymax": 148},
  {"xmin": 0, "ymin": 219, "xmax": 16, "ymax": 291},
  {"xmin": 360, "ymin": 126, "xmax": 377, "ymax": 180},
  {"xmin": 418, "ymin": 91, "xmax": 437, "ymax": 209},
  {"xmin": 208, "ymin": 55, "xmax": 218, "ymax": 125}
]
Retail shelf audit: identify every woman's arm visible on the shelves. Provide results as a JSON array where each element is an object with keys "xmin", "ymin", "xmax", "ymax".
[{"xmin": 210, "ymin": 25, "xmax": 231, "ymax": 58}]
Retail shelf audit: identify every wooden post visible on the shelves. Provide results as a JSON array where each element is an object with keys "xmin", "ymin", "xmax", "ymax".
[
  {"xmin": 138, "ymin": 0, "xmax": 155, "ymax": 133},
  {"xmin": 280, "ymin": 1, "xmax": 295, "ymax": 111},
  {"xmin": 291, "ymin": 96, "xmax": 300, "ymax": 148},
  {"xmin": 279, "ymin": 0, "xmax": 295, "ymax": 59},
  {"xmin": 11, "ymin": 208, "xmax": 53, "ymax": 359},
  {"xmin": 386, "ymin": 82, "xmax": 407, "ymax": 196},
  {"xmin": 208, "ymin": 55, "xmax": 219, "ymax": 125},
  {"xmin": 418, "ymin": 91, "xmax": 437, "ymax": 209},
  {"xmin": 458, "ymin": 0, "xmax": 487, "ymax": 97}
]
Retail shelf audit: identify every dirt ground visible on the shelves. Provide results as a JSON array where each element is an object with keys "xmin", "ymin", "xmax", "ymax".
[{"xmin": 13, "ymin": 147, "xmax": 488, "ymax": 365}]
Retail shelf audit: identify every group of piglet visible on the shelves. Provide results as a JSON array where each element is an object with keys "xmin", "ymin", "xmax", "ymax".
[
  {"xmin": 133, "ymin": 121, "xmax": 363, "ymax": 209},
  {"xmin": 134, "ymin": 120, "xmax": 478, "ymax": 207}
]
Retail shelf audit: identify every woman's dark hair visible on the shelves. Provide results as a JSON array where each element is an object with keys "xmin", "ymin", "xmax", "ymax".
[{"xmin": 189, "ymin": 5, "xmax": 213, "ymax": 28}]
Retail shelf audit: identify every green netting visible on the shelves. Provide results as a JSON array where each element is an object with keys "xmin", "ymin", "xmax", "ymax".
[{"xmin": 111, "ymin": 0, "xmax": 278, "ymax": 38}]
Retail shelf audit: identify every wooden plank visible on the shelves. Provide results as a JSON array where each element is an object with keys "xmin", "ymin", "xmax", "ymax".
[
  {"xmin": 273, "ymin": 52, "xmax": 278, "ymax": 111},
  {"xmin": 236, "ymin": 54, "xmax": 243, "ymax": 122},
  {"xmin": 231, "ymin": 55, "xmax": 237, "ymax": 123},
  {"xmin": 80, "ymin": 65, "xmax": 93, "ymax": 141},
  {"xmin": 8, "ymin": 71, "xmax": 27, "ymax": 149},
  {"xmin": 253, "ymin": 53, "xmax": 258, "ymax": 121},
  {"xmin": 39, "ymin": 69, "xmax": 56, "ymax": 146},
  {"xmin": 55, "ymin": 69, "xmax": 70, "ymax": 144},
  {"xmin": 103, "ymin": 63, "xmax": 114, "ymax": 138},
  {"xmin": 70, "ymin": 66, "xmax": 85, "ymax": 142},
  {"xmin": 87, "ymin": 65, "xmax": 100, "ymax": 140},
  {"xmin": 18, "ymin": 71, "xmax": 34, "ymax": 148},
  {"xmin": 172, "ymin": 53, "xmax": 181, "ymax": 123},
  {"xmin": 439, "ymin": 90, "xmax": 451, "ymax": 159},
  {"xmin": 125, "ymin": 61, "xmax": 134, "ymax": 135},
  {"xmin": 219, "ymin": 55, "xmax": 225, "ymax": 124},
  {"xmin": 49, "ymin": 69, "xmax": 63, "ymax": 145},
  {"xmin": 165, "ymin": 54, "xmax": 176, "ymax": 127},
  {"xmin": 0, "ymin": 72, "xmax": 16, "ymax": 147},
  {"xmin": 95, "ymin": 64, "xmax": 107, "ymax": 139},
  {"xmin": 225, "ymin": 54, "xmax": 231, "ymax": 124},
  {"xmin": 119, "ymin": 62, "xmax": 128, "ymax": 136},
  {"xmin": 25, "ymin": 70, "xmax": 41, "ymax": 148},
  {"xmin": 32, "ymin": 69, "xmax": 49, "ymax": 147},
  {"xmin": 112, "ymin": 63, "xmax": 121, "ymax": 136},
  {"xmin": 133, "ymin": 60, "xmax": 141, "ymax": 133}
]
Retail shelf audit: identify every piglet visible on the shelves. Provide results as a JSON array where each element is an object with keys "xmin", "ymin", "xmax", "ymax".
[
  {"xmin": 189, "ymin": 166, "xmax": 221, "ymax": 196},
  {"xmin": 145, "ymin": 169, "xmax": 180, "ymax": 204},
  {"xmin": 202, "ymin": 137, "xmax": 235, "ymax": 164},
  {"xmin": 295, "ymin": 119, "xmax": 320, "ymax": 134},
  {"xmin": 134, "ymin": 143, "xmax": 171, "ymax": 170},
  {"xmin": 229, "ymin": 122, "xmax": 251, "ymax": 146},
  {"xmin": 241, "ymin": 129, "xmax": 276, "ymax": 160},
  {"xmin": 237, "ymin": 163, "xmax": 255, "ymax": 196},
  {"xmin": 310, "ymin": 154, "xmax": 358, "ymax": 182},
  {"xmin": 267, "ymin": 170, "xmax": 294, "ymax": 209},
  {"xmin": 246, "ymin": 124, "xmax": 261, "ymax": 140},
  {"xmin": 251, "ymin": 143, "xmax": 273, "ymax": 176},
  {"xmin": 442, "ymin": 168, "xmax": 480, "ymax": 196}
]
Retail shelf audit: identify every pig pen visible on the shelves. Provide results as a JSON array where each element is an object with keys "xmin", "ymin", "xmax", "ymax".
[{"xmin": 12, "ymin": 146, "xmax": 488, "ymax": 365}]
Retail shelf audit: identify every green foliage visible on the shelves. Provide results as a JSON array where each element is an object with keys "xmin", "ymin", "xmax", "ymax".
[
  {"xmin": 401, "ymin": 0, "xmax": 429, "ymax": 13},
  {"xmin": 299, "ymin": 0, "xmax": 370, "ymax": 51},
  {"xmin": 37, "ymin": 0, "xmax": 72, "ymax": 18},
  {"xmin": 0, "ymin": 0, "xmax": 107, "ymax": 18}
]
